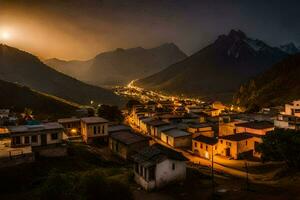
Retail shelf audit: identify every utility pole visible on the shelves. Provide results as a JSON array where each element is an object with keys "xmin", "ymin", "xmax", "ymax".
[
  {"xmin": 211, "ymin": 146, "xmax": 215, "ymax": 197},
  {"xmin": 245, "ymin": 160, "xmax": 249, "ymax": 191}
]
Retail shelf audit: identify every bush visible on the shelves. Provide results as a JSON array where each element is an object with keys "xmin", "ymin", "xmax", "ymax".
[
  {"xmin": 39, "ymin": 169, "xmax": 133, "ymax": 200},
  {"xmin": 257, "ymin": 129, "xmax": 300, "ymax": 169}
]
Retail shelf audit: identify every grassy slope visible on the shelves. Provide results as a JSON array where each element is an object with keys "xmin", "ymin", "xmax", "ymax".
[{"xmin": 0, "ymin": 79, "xmax": 79, "ymax": 119}]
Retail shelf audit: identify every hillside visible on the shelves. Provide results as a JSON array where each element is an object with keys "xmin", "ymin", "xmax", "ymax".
[
  {"xmin": 45, "ymin": 43, "xmax": 187, "ymax": 86},
  {"xmin": 0, "ymin": 44, "xmax": 124, "ymax": 106},
  {"xmin": 234, "ymin": 53, "xmax": 300, "ymax": 110},
  {"xmin": 136, "ymin": 30, "xmax": 288, "ymax": 102},
  {"xmin": 0, "ymin": 79, "xmax": 78, "ymax": 118}
]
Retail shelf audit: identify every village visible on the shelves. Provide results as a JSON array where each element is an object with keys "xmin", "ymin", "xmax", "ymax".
[{"xmin": 1, "ymin": 80, "xmax": 300, "ymax": 199}]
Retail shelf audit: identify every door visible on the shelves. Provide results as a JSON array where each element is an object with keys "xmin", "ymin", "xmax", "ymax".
[
  {"xmin": 225, "ymin": 148, "xmax": 231, "ymax": 157},
  {"xmin": 41, "ymin": 134, "xmax": 47, "ymax": 146}
]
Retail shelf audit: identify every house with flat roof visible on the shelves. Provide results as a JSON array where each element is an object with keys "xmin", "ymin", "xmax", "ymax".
[
  {"xmin": 58, "ymin": 117, "xmax": 81, "ymax": 136},
  {"xmin": 146, "ymin": 120, "xmax": 169, "ymax": 138},
  {"xmin": 109, "ymin": 131, "xmax": 149, "ymax": 160},
  {"xmin": 8, "ymin": 122, "xmax": 64, "ymax": 148},
  {"xmin": 274, "ymin": 100, "xmax": 300, "ymax": 130},
  {"xmin": 235, "ymin": 121, "xmax": 274, "ymax": 136},
  {"xmin": 108, "ymin": 125, "xmax": 131, "ymax": 134},
  {"xmin": 218, "ymin": 133, "xmax": 258, "ymax": 159},
  {"xmin": 132, "ymin": 144, "xmax": 187, "ymax": 191},
  {"xmin": 187, "ymin": 123, "xmax": 214, "ymax": 138},
  {"xmin": 81, "ymin": 117, "xmax": 109, "ymax": 144},
  {"xmin": 192, "ymin": 135, "xmax": 218, "ymax": 160},
  {"xmin": 161, "ymin": 129, "xmax": 192, "ymax": 148}
]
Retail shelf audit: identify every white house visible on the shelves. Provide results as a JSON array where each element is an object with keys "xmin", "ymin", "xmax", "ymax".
[
  {"xmin": 8, "ymin": 122, "xmax": 63, "ymax": 147},
  {"xmin": 274, "ymin": 100, "xmax": 300, "ymax": 130},
  {"xmin": 132, "ymin": 144, "xmax": 187, "ymax": 191}
]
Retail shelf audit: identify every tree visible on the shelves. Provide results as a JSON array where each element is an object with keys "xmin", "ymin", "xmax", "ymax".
[
  {"xmin": 257, "ymin": 129, "xmax": 300, "ymax": 169},
  {"xmin": 97, "ymin": 105, "xmax": 124, "ymax": 123}
]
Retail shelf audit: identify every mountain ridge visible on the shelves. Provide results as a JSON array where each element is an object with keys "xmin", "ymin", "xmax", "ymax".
[
  {"xmin": 45, "ymin": 43, "xmax": 187, "ymax": 86},
  {"xmin": 0, "ymin": 44, "xmax": 124, "ymax": 106},
  {"xmin": 135, "ymin": 30, "xmax": 288, "ymax": 101}
]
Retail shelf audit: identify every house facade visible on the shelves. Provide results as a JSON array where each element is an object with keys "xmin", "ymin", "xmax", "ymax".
[
  {"xmin": 132, "ymin": 144, "xmax": 187, "ymax": 191},
  {"xmin": 192, "ymin": 135, "xmax": 218, "ymax": 159},
  {"xmin": 109, "ymin": 131, "xmax": 149, "ymax": 160},
  {"xmin": 81, "ymin": 117, "xmax": 108, "ymax": 143},
  {"xmin": 8, "ymin": 122, "xmax": 63, "ymax": 148},
  {"xmin": 161, "ymin": 129, "xmax": 192, "ymax": 148},
  {"xmin": 58, "ymin": 117, "xmax": 81, "ymax": 136}
]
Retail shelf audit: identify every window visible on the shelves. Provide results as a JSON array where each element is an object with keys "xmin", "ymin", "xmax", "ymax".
[
  {"xmin": 102, "ymin": 125, "xmax": 105, "ymax": 134},
  {"xmin": 206, "ymin": 145, "xmax": 208, "ymax": 150},
  {"xmin": 220, "ymin": 140, "xmax": 223, "ymax": 144},
  {"xmin": 51, "ymin": 133, "xmax": 58, "ymax": 140},
  {"xmin": 24, "ymin": 136, "xmax": 30, "ymax": 144},
  {"xmin": 200, "ymin": 143, "xmax": 203, "ymax": 149},
  {"xmin": 31, "ymin": 135, "xmax": 38, "ymax": 143},
  {"xmin": 93, "ymin": 126, "xmax": 97, "ymax": 135},
  {"xmin": 13, "ymin": 136, "xmax": 21, "ymax": 145},
  {"xmin": 98, "ymin": 126, "xmax": 101, "ymax": 134},
  {"xmin": 194, "ymin": 142, "xmax": 197, "ymax": 147},
  {"xmin": 172, "ymin": 163, "xmax": 176, "ymax": 170},
  {"xmin": 215, "ymin": 145, "xmax": 217, "ymax": 150},
  {"xmin": 149, "ymin": 167, "xmax": 155, "ymax": 181},
  {"xmin": 246, "ymin": 141, "xmax": 248, "ymax": 146}
]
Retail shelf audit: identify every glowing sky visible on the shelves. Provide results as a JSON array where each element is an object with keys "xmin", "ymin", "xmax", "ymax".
[{"xmin": 1, "ymin": 0, "xmax": 300, "ymax": 60}]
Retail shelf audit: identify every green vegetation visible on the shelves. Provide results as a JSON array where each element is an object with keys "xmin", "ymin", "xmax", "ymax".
[
  {"xmin": 258, "ymin": 129, "xmax": 300, "ymax": 169},
  {"xmin": 0, "ymin": 144, "xmax": 133, "ymax": 200},
  {"xmin": 97, "ymin": 104, "xmax": 124, "ymax": 123}
]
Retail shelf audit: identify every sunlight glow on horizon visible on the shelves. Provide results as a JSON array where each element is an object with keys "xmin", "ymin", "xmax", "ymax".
[{"xmin": 1, "ymin": 31, "xmax": 11, "ymax": 41}]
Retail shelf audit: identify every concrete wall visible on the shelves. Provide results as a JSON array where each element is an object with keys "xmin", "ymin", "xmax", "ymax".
[
  {"xmin": 161, "ymin": 133, "xmax": 191, "ymax": 148},
  {"xmin": 236, "ymin": 127, "xmax": 274, "ymax": 135},
  {"xmin": 192, "ymin": 140, "xmax": 216, "ymax": 159},
  {"xmin": 11, "ymin": 131, "xmax": 63, "ymax": 147},
  {"xmin": 81, "ymin": 122, "xmax": 108, "ymax": 143},
  {"xmin": 155, "ymin": 159, "xmax": 186, "ymax": 188}
]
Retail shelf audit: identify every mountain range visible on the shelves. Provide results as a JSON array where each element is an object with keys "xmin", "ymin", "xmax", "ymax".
[
  {"xmin": 45, "ymin": 43, "xmax": 187, "ymax": 87},
  {"xmin": 0, "ymin": 79, "xmax": 78, "ymax": 119},
  {"xmin": 0, "ymin": 44, "xmax": 124, "ymax": 106},
  {"xmin": 135, "ymin": 30, "xmax": 289, "ymax": 101},
  {"xmin": 234, "ymin": 53, "xmax": 300, "ymax": 110}
]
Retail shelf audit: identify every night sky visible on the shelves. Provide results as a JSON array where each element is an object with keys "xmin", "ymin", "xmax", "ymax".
[{"xmin": 1, "ymin": 0, "xmax": 300, "ymax": 60}]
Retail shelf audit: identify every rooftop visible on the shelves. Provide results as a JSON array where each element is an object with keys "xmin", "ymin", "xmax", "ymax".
[
  {"xmin": 8, "ymin": 122, "xmax": 63, "ymax": 134},
  {"xmin": 58, "ymin": 117, "xmax": 80, "ymax": 123},
  {"xmin": 235, "ymin": 121, "xmax": 274, "ymax": 129},
  {"xmin": 108, "ymin": 125, "xmax": 131, "ymax": 133},
  {"xmin": 110, "ymin": 131, "xmax": 149, "ymax": 145},
  {"xmin": 193, "ymin": 135, "xmax": 218, "ymax": 145},
  {"xmin": 81, "ymin": 117, "xmax": 108, "ymax": 124},
  {"xmin": 188, "ymin": 123, "xmax": 212, "ymax": 128},
  {"xmin": 146, "ymin": 120, "xmax": 169, "ymax": 127},
  {"xmin": 163, "ymin": 129, "xmax": 191, "ymax": 138},
  {"xmin": 219, "ymin": 133, "xmax": 254, "ymax": 141},
  {"xmin": 132, "ymin": 143, "xmax": 187, "ymax": 167}
]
